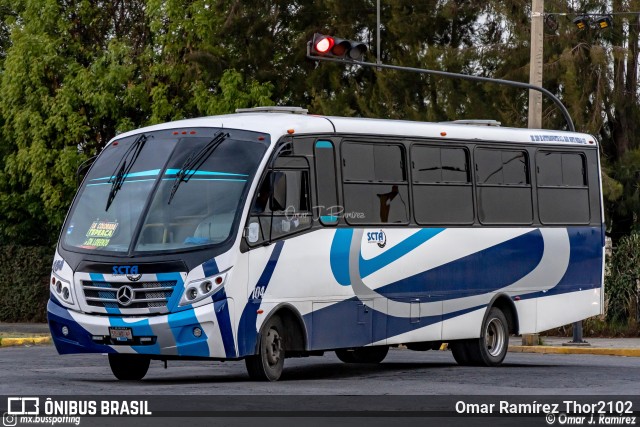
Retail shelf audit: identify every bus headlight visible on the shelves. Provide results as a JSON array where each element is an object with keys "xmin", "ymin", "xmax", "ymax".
[
  {"xmin": 179, "ymin": 271, "xmax": 228, "ymax": 306},
  {"xmin": 51, "ymin": 271, "xmax": 75, "ymax": 306}
]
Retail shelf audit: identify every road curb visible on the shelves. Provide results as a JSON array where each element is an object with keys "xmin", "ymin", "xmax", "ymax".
[
  {"xmin": 509, "ymin": 345, "xmax": 640, "ymax": 357},
  {"xmin": 0, "ymin": 336, "xmax": 51, "ymax": 347}
]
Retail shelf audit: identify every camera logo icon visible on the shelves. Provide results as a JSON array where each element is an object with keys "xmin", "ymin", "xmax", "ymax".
[{"xmin": 2, "ymin": 412, "xmax": 17, "ymax": 427}]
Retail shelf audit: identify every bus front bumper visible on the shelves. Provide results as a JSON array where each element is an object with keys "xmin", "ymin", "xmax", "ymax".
[{"xmin": 47, "ymin": 298, "xmax": 237, "ymax": 359}]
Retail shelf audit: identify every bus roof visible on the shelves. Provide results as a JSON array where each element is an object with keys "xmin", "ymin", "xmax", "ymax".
[{"xmin": 110, "ymin": 110, "xmax": 598, "ymax": 148}]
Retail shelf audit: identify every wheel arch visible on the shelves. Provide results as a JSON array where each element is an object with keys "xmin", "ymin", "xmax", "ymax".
[
  {"xmin": 257, "ymin": 303, "xmax": 308, "ymax": 353},
  {"xmin": 486, "ymin": 293, "xmax": 519, "ymax": 336}
]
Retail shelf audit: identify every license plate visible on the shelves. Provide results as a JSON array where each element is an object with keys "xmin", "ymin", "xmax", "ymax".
[{"xmin": 109, "ymin": 327, "xmax": 133, "ymax": 342}]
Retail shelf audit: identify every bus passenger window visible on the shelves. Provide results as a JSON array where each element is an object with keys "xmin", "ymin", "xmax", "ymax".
[
  {"xmin": 341, "ymin": 142, "xmax": 409, "ymax": 225},
  {"xmin": 536, "ymin": 151, "xmax": 589, "ymax": 224},
  {"xmin": 475, "ymin": 148, "xmax": 532, "ymax": 225}
]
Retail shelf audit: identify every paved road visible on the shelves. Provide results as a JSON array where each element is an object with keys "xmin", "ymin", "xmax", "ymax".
[{"xmin": 1, "ymin": 345, "xmax": 639, "ymax": 395}]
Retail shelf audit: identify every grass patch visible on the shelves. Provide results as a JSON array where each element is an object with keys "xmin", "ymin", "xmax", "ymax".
[
  {"xmin": 0, "ymin": 332, "xmax": 50, "ymax": 339},
  {"xmin": 543, "ymin": 316, "xmax": 640, "ymax": 338}
]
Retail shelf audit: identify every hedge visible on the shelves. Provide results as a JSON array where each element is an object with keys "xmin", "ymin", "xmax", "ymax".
[
  {"xmin": 0, "ymin": 245, "xmax": 53, "ymax": 322},
  {"xmin": 605, "ymin": 232, "xmax": 640, "ymax": 324}
]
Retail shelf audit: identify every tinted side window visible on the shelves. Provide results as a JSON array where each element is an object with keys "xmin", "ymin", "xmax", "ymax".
[
  {"xmin": 537, "ymin": 151, "xmax": 586, "ymax": 187},
  {"xmin": 476, "ymin": 148, "xmax": 532, "ymax": 224},
  {"xmin": 536, "ymin": 151, "xmax": 589, "ymax": 224},
  {"xmin": 342, "ymin": 142, "xmax": 409, "ymax": 224},
  {"xmin": 476, "ymin": 149, "xmax": 528, "ymax": 185},
  {"xmin": 412, "ymin": 146, "xmax": 469, "ymax": 183},
  {"xmin": 411, "ymin": 145, "xmax": 473, "ymax": 224},
  {"xmin": 314, "ymin": 140, "xmax": 339, "ymax": 225},
  {"xmin": 343, "ymin": 143, "xmax": 405, "ymax": 182}
]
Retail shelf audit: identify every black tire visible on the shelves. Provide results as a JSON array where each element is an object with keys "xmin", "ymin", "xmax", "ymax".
[
  {"xmin": 108, "ymin": 354, "xmax": 150, "ymax": 380},
  {"xmin": 465, "ymin": 307, "xmax": 510, "ymax": 366},
  {"xmin": 450, "ymin": 340, "xmax": 472, "ymax": 366},
  {"xmin": 245, "ymin": 316, "xmax": 285, "ymax": 381},
  {"xmin": 335, "ymin": 349, "xmax": 358, "ymax": 363},
  {"xmin": 335, "ymin": 346, "xmax": 389, "ymax": 364}
]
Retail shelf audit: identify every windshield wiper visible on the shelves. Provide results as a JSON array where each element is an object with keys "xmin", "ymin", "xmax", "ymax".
[
  {"xmin": 168, "ymin": 131, "xmax": 229, "ymax": 204},
  {"xmin": 105, "ymin": 133, "xmax": 147, "ymax": 211}
]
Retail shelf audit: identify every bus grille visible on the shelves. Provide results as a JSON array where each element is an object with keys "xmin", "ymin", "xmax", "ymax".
[{"xmin": 81, "ymin": 280, "xmax": 178, "ymax": 312}]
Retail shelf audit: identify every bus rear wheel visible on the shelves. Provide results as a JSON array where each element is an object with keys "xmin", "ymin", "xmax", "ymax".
[
  {"xmin": 245, "ymin": 315, "xmax": 285, "ymax": 381},
  {"xmin": 108, "ymin": 354, "xmax": 150, "ymax": 380},
  {"xmin": 452, "ymin": 307, "xmax": 509, "ymax": 367},
  {"xmin": 335, "ymin": 346, "xmax": 389, "ymax": 364}
]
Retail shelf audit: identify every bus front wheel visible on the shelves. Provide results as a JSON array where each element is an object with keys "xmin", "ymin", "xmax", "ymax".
[
  {"xmin": 245, "ymin": 315, "xmax": 285, "ymax": 381},
  {"xmin": 108, "ymin": 354, "xmax": 150, "ymax": 380}
]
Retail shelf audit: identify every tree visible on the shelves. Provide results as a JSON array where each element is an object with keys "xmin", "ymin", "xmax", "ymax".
[{"xmin": 0, "ymin": 0, "xmax": 273, "ymax": 245}]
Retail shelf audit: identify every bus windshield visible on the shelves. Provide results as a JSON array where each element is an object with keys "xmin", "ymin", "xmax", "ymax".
[{"xmin": 63, "ymin": 128, "xmax": 269, "ymax": 254}]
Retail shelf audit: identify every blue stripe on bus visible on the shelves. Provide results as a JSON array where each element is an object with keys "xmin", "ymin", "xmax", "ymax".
[
  {"xmin": 159, "ymin": 272, "xmax": 209, "ymax": 357},
  {"xmin": 202, "ymin": 258, "xmax": 219, "ymax": 277},
  {"xmin": 359, "ymin": 228, "xmax": 445, "ymax": 279},
  {"xmin": 237, "ymin": 241, "xmax": 285, "ymax": 357},
  {"xmin": 518, "ymin": 226, "xmax": 602, "ymax": 300},
  {"xmin": 374, "ymin": 229, "xmax": 544, "ymax": 301},
  {"xmin": 89, "ymin": 273, "xmax": 120, "ymax": 315},
  {"xmin": 87, "ymin": 179, "xmax": 157, "ymax": 187},
  {"xmin": 213, "ymin": 288, "xmax": 237, "ymax": 358},
  {"xmin": 47, "ymin": 298, "xmax": 116, "ymax": 355},
  {"xmin": 164, "ymin": 169, "xmax": 248, "ymax": 177},
  {"xmin": 304, "ymin": 296, "xmax": 485, "ymax": 350},
  {"xmin": 330, "ymin": 229, "xmax": 353, "ymax": 286},
  {"xmin": 90, "ymin": 169, "xmax": 161, "ymax": 181}
]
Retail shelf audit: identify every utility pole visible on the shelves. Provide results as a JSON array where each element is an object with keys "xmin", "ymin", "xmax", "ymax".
[
  {"xmin": 522, "ymin": 0, "xmax": 544, "ymax": 347},
  {"xmin": 528, "ymin": 0, "xmax": 544, "ymax": 129},
  {"xmin": 376, "ymin": 0, "xmax": 381, "ymax": 69}
]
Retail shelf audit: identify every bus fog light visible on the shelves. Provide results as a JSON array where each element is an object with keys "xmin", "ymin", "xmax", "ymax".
[
  {"xmin": 187, "ymin": 288, "xmax": 198, "ymax": 300},
  {"xmin": 193, "ymin": 327, "xmax": 202, "ymax": 338},
  {"xmin": 61, "ymin": 326, "xmax": 69, "ymax": 336},
  {"xmin": 62, "ymin": 288, "xmax": 70, "ymax": 300},
  {"xmin": 56, "ymin": 281, "xmax": 62, "ymax": 294}
]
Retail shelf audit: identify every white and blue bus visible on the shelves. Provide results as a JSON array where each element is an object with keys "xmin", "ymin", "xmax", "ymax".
[{"xmin": 48, "ymin": 106, "xmax": 604, "ymax": 381}]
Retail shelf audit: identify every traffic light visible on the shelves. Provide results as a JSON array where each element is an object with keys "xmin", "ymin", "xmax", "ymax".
[{"xmin": 309, "ymin": 33, "xmax": 367, "ymax": 61}]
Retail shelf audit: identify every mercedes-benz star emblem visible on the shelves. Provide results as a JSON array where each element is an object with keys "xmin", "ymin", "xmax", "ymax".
[{"xmin": 116, "ymin": 285, "xmax": 134, "ymax": 306}]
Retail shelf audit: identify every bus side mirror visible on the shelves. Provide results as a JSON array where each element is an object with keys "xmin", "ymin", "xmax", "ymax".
[
  {"xmin": 271, "ymin": 172, "xmax": 287, "ymax": 211},
  {"xmin": 246, "ymin": 222, "xmax": 259, "ymax": 243}
]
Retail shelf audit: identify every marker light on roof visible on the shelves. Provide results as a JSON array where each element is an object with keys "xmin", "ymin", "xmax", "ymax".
[
  {"xmin": 287, "ymin": 129, "xmax": 295, "ymax": 134},
  {"xmin": 440, "ymin": 132, "xmax": 447, "ymax": 136}
]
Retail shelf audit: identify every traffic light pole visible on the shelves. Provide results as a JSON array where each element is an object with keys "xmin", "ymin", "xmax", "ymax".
[{"xmin": 306, "ymin": 43, "xmax": 576, "ymax": 132}]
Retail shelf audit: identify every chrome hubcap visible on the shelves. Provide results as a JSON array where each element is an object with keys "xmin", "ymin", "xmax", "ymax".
[{"xmin": 485, "ymin": 317, "xmax": 506, "ymax": 357}]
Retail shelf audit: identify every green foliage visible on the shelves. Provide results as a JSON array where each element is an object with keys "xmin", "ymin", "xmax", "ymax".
[
  {"xmin": 0, "ymin": 0, "xmax": 638, "ymax": 247},
  {"xmin": 0, "ymin": 0, "xmax": 274, "ymax": 245},
  {"xmin": 606, "ymin": 232, "xmax": 640, "ymax": 324},
  {"xmin": 0, "ymin": 245, "xmax": 52, "ymax": 322}
]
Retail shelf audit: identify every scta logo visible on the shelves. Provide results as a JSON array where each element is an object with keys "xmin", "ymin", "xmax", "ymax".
[
  {"xmin": 367, "ymin": 230, "xmax": 386, "ymax": 248},
  {"xmin": 112, "ymin": 265, "xmax": 139, "ymax": 275}
]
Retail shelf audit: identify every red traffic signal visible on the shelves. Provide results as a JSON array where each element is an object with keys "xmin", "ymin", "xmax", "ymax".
[{"xmin": 310, "ymin": 33, "xmax": 367, "ymax": 61}]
